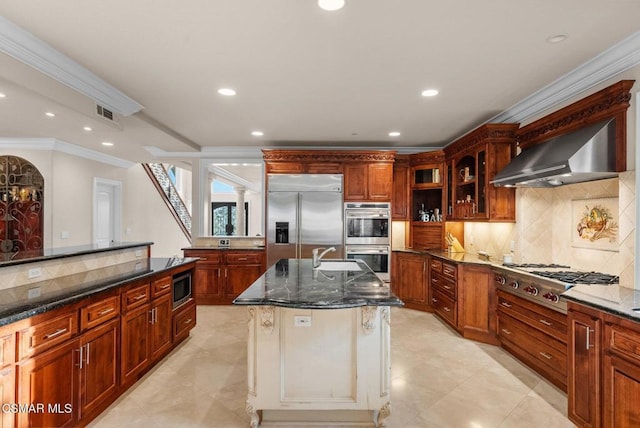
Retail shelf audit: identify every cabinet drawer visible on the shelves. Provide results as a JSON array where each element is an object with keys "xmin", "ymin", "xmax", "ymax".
[
  {"xmin": 225, "ymin": 252, "xmax": 263, "ymax": 265},
  {"xmin": 442, "ymin": 262, "xmax": 457, "ymax": 279},
  {"xmin": 173, "ymin": 301, "xmax": 196, "ymax": 342},
  {"xmin": 431, "ymin": 289, "xmax": 457, "ymax": 327},
  {"xmin": 606, "ymin": 322, "xmax": 640, "ymax": 364},
  {"xmin": 122, "ymin": 283, "xmax": 151, "ymax": 311},
  {"xmin": 80, "ymin": 295, "xmax": 120, "ymax": 331},
  {"xmin": 0, "ymin": 333, "xmax": 15, "ymax": 368},
  {"xmin": 184, "ymin": 251, "xmax": 222, "ymax": 264},
  {"xmin": 498, "ymin": 312, "xmax": 567, "ymax": 375},
  {"xmin": 497, "ymin": 291, "xmax": 567, "ymax": 341},
  {"xmin": 266, "ymin": 162, "xmax": 303, "ymax": 174},
  {"xmin": 430, "ymin": 259, "xmax": 442, "ymax": 273},
  {"xmin": 152, "ymin": 275, "xmax": 173, "ymax": 298},
  {"xmin": 431, "ymin": 272, "xmax": 456, "ymax": 298},
  {"xmin": 18, "ymin": 311, "xmax": 78, "ymax": 359}
]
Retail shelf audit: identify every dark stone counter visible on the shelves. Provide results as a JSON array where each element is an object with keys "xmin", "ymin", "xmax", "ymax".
[
  {"xmin": 233, "ymin": 259, "xmax": 403, "ymax": 309},
  {"xmin": 563, "ymin": 284, "xmax": 640, "ymax": 322},
  {"xmin": 0, "ymin": 257, "xmax": 197, "ymax": 327},
  {"xmin": 0, "ymin": 241, "xmax": 153, "ymax": 267}
]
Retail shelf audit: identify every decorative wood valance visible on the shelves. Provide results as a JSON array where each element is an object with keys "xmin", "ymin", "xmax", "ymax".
[
  {"xmin": 262, "ymin": 149, "xmax": 397, "ymax": 163},
  {"xmin": 516, "ymin": 80, "xmax": 635, "ymax": 171},
  {"xmin": 409, "ymin": 150, "xmax": 445, "ymax": 165},
  {"xmin": 443, "ymin": 123, "xmax": 519, "ymax": 159}
]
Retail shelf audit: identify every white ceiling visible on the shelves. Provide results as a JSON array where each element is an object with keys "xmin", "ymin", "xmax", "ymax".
[{"xmin": 1, "ymin": 0, "xmax": 640, "ymax": 164}]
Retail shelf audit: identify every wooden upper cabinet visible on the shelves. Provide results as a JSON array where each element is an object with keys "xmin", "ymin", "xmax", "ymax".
[
  {"xmin": 344, "ymin": 164, "xmax": 367, "ymax": 200},
  {"xmin": 392, "ymin": 156, "xmax": 410, "ymax": 220},
  {"xmin": 344, "ymin": 162, "xmax": 393, "ymax": 201},
  {"xmin": 444, "ymin": 123, "xmax": 518, "ymax": 222}
]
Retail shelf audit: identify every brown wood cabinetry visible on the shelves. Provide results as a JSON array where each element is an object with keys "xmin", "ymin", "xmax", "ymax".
[
  {"xmin": 149, "ymin": 293, "xmax": 173, "ymax": 362},
  {"xmin": 183, "ymin": 249, "xmax": 266, "ymax": 304},
  {"xmin": 120, "ymin": 297, "xmax": 150, "ymax": 386},
  {"xmin": 173, "ymin": 299, "xmax": 197, "ymax": 343},
  {"xmin": 498, "ymin": 290, "xmax": 567, "ymax": 391},
  {"xmin": 391, "ymin": 251, "xmax": 429, "ymax": 311},
  {"xmin": 430, "ymin": 258, "xmax": 458, "ymax": 329},
  {"xmin": 344, "ymin": 162, "xmax": 393, "ymax": 201},
  {"xmin": 0, "ymin": 329, "xmax": 14, "ymax": 428},
  {"xmin": 443, "ymin": 124, "xmax": 517, "ymax": 222},
  {"xmin": 409, "ymin": 151, "xmax": 445, "ymax": 249},
  {"xmin": 567, "ymin": 300, "xmax": 640, "ymax": 428},
  {"xmin": 459, "ymin": 265, "xmax": 497, "ymax": 345},
  {"xmin": 392, "ymin": 155, "xmax": 409, "ymax": 220}
]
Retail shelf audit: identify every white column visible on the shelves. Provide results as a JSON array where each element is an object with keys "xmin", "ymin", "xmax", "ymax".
[
  {"xmin": 207, "ymin": 173, "xmax": 215, "ymax": 235},
  {"xmin": 235, "ymin": 186, "xmax": 246, "ymax": 236},
  {"xmin": 191, "ymin": 159, "xmax": 205, "ymax": 240}
]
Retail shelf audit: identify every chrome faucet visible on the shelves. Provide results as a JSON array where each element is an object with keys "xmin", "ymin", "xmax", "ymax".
[{"xmin": 312, "ymin": 247, "xmax": 336, "ymax": 268}]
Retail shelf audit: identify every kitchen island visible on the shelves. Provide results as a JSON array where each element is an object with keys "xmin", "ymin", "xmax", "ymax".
[{"xmin": 233, "ymin": 258, "xmax": 403, "ymax": 427}]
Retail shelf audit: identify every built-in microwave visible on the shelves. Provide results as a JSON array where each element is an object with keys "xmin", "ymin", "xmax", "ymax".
[
  {"xmin": 172, "ymin": 271, "xmax": 192, "ymax": 309},
  {"xmin": 344, "ymin": 202, "xmax": 390, "ymax": 245},
  {"xmin": 346, "ymin": 245, "xmax": 390, "ymax": 282}
]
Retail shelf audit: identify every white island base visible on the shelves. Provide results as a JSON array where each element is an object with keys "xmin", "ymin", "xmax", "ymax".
[{"xmin": 245, "ymin": 305, "xmax": 392, "ymax": 427}]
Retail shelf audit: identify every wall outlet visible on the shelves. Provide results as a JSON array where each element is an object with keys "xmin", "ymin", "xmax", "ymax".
[
  {"xmin": 294, "ymin": 316, "xmax": 312, "ymax": 327},
  {"xmin": 60, "ymin": 231, "xmax": 69, "ymax": 240},
  {"xmin": 510, "ymin": 240, "xmax": 516, "ymax": 252},
  {"xmin": 219, "ymin": 239, "xmax": 230, "ymax": 247},
  {"xmin": 28, "ymin": 287, "xmax": 41, "ymax": 299},
  {"xmin": 28, "ymin": 267, "xmax": 42, "ymax": 279}
]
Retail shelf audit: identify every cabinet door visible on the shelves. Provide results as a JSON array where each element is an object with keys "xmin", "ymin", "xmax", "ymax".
[
  {"xmin": 79, "ymin": 318, "xmax": 119, "ymax": 420},
  {"xmin": 0, "ymin": 366, "xmax": 15, "ymax": 428},
  {"xmin": 568, "ymin": 308, "xmax": 601, "ymax": 428},
  {"xmin": 459, "ymin": 266, "xmax": 497, "ymax": 344},
  {"xmin": 367, "ymin": 163, "xmax": 393, "ymax": 201},
  {"xmin": 150, "ymin": 294, "xmax": 173, "ymax": 361},
  {"xmin": 392, "ymin": 164, "xmax": 409, "ymax": 220},
  {"xmin": 344, "ymin": 164, "xmax": 368, "ymax": 201},
  {"xmin": 121, "ymin": 304, "xmax": 150, "ymax": 386},
  {"xmin": 225, "ymin": 265, "xmax": 263, "ymax": 299},
  {"xmin": 194, "ymin": 263, "xmax": 223, "ymax": 303},
  {"xmin": 603, "ymin": 354, "xmax": 640, "ymax": 428},
  {"xmin": 18, "ymin": 338, "xmax": 80, "ymax": 428},
  {"xmin": 397, "ymin": 254, "xmax": 426, "ymax": 305}
]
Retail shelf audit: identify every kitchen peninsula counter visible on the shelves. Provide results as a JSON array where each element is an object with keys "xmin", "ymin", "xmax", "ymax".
[{"xmin": 234, "ymin": 259, "xmax": 401, "ymax": 428}]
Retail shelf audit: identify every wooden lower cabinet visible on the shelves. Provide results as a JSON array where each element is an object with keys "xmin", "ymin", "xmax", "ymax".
[
  {"xmin": 459, "ymin": 265, "xmax": 497, "ymax": 345},
  {"xmin": 18, "ymin": 338, "xmax": 80, "ymax": 428},
  {"xmin": 78, "ymin": 318, "xmax": 119, "ymax": 421},
  {"xmin": 603, "ymin": 354, "xmax": 640, "ymax": 427},
  {"xmin": 120, "ymin": 303, "xmax": 150, "ymax": 386},
  {"xmin": 173, "ymin": 300, "xmax": 197, "ymax": 343},
  {"xmin": 391, "ymin": 251, "xmax": 429, "ymax": 311},
  {"xmin": 226, "ymin": 264, "xmax": 264, "ymax": 298},
  {"xmin": 150, "ymin": 294, "xmax": 173, "ymax": 362}
]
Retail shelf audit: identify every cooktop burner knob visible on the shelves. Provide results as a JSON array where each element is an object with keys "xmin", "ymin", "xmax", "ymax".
[
  {"xmin": 495, "ymin": 275, "xmax": 506, "ymax": 285},
  {"xmin": 543, "ymin": 292, "xmax": 559, "ymax": 303},
  {"xmin": 524, "ymin": 285, "xmax": 539, "ymax": 296},
  {"xmin": 509, "ymin": 281, "xmax": 519, "ymax": 289}
]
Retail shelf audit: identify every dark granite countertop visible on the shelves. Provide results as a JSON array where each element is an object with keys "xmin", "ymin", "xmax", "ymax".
[
  {"xmin": 563, "ymin": 284, "xmax": 640, "ymax": 322},
  {"xmin": 0, "ymin": 257, "xmax": 197, "ymax": 327},
  {"xmin": 233, "ymin": 258, "xmax": 403, "ymax": 309},
  {"xmin": 393, "ymin": 247, "xmax": 494, "ymax": 266},
  {"xmin": 182, "ymin": 246, "xmax": 265, "ymax": 251},
  {"xmin": 0, "ymin": 241, "xmax": 153, "ymax": 268}
]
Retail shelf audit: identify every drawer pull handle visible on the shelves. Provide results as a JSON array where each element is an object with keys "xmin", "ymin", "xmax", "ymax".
[
  {"xmin": 432, "ymin": 278, "xmax": 438, "ymax": 283},
  {"xmin": 500, "ymin": 302, "xmax": 512, "ymax": 308},
  {"xmin": 585, "ymin": 326, "xmax": 593, "ymax": 350},
  {"xmin": 539, "ymin": 319, "xmax": 552, "ymax": 326},
  {"xmin": 539, "ymin": 352, "xmax": 552, "ymax": 360},
  {"xmin": 432, "ymin": 298, "xmax": 438, "ymax": 304},
  {"xmin": 160, "ymin": 283, "xmax": 171, "ymax": 290},
  {"xmin": 85, "ymin": 343, "xmax": 90, "ymax": 366},
  {"xmin": 44, "ymin": 328, "xmax": 68, "ymax": 340},
  {"xmin": 76, "ymin": 346, "xmax": 84, "ymax": 369},
  {"xmin": 443, "ymin": 285, "xmax": 451, "ymax": 290},
  {"xmin": 98, "ymin": 308, "xmax": 115, "ymax": 316},
  {"xmin": 133, "ymin": 294, "xmax": 147, "ymax": 301},
  {"xmin": 501, "ymin": 328, "xmax": 512, "ymax": 335},
  {"xmin": 443, "ymin": 307, "xmax": 451, "ymax": 312},
  {"xmin": 236, "ymin": 257, "xmax": 248, "ymax": 261},
  {"xmin": 184, "ymin": 318, "xmax": 193, "ymax": 325}
]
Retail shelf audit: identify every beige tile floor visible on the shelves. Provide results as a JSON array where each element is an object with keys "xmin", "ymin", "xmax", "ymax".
[{"xmin": 89, "ymin": 306, "xmax": 575, "ymax": 428}]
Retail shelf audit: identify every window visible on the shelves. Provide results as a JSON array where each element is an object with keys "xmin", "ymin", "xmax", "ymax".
[{"xmin": 212, "ymin": 202, "xmax": 249, "ymax": 236}]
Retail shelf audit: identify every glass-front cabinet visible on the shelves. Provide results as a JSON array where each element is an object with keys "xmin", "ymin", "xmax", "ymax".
[
  {"xmin": 409, "ymin": 152, "xmax": 446, "ymax": 249},
  {"xmin": 444, "ymin": 124, "xmax": 518, "ymax": 222}
]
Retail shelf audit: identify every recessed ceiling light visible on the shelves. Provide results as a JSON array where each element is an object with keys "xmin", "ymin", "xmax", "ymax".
[
  {"xmin": 45, "ymin": 112, "xmax": 55, "ymax": 117},
  {"xmin": 217, "ymin": 88, "xmax": 236, "ymax": 96},
  {"xmin": 83, "ymin": 126, "xmax": 92, "ymax": 132},
  {"xmin": 547, "ymin": 34, "xmax": 568, "ymax": 44},
  {"xmin": 389, "ymin": 131, "xmax": 401, "ymax": 137},
  {"xmin": 0, "ymin": 93, "xmax": 6, "ymax": 98},
  {"xmin": 318, "ymin": 0, "xmax": 345, "ymax": 11},
  {"xmin": 421, "ymin": 89, "xmax": 439, "ymax": 97},
  {"xmin": 101, "ymin": 141, "xmax": 114, "ymax": 147},
  {"xmin": 251, "ymin": 131, "xmax": 264, "ymax": 137}
]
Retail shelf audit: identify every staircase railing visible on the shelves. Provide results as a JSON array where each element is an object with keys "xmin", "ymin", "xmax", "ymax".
[{"xmin": 142, "ymin": 163, "xmax": 191, "ymax": 240}]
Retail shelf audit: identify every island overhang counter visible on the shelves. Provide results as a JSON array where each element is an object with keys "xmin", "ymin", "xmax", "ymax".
[{"xmin": 233, "ymin": 258, "xmax": 403, "ymax": 427}]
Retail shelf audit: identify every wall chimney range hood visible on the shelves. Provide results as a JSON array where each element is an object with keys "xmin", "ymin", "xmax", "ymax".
[{"xmin": 491, "ymin": 118, "xmax": 618, "ymax": 188}]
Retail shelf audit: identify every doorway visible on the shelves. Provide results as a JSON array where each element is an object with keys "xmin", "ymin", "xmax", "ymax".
[
  {"xmin": 211, "ymin": 202, "xmax": 248, "ymax": 236},
  {"xmin": 93, "ymin": 178, "xmax": 122, "ymax": 246}
]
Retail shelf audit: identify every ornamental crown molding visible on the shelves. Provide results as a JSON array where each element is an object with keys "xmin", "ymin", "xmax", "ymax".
[
  {"xmin": 0, "ymin": 16, "xmax": 143, "ymax": 116},
  {"xmin": 443, "ymin": 124, "xmax": 519, "ymax": 158},
  {"xmin": 262, "ymin": 149, "xmax": 397, "ymax": 163}
]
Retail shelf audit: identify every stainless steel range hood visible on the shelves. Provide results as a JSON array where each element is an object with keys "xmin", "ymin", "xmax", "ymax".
[{"xmin": 491, "ymin": 118, "xmax": 618, "ymax": 187}]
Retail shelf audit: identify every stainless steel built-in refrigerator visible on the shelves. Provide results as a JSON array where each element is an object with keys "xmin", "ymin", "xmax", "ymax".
[{"xmin": 267, "ymin": 174, "xmax": 343, "ymax": 267}]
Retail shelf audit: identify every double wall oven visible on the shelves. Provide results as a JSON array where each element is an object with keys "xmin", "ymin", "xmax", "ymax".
[{"xmin": 344, "ymin": 202, "xmax": 390, "ymax": 282}]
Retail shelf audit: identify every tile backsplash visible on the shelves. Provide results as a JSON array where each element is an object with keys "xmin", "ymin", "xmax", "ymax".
[{"xmin": 465, "ymin": 172, "xmax": 636, "ymax": 288}]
